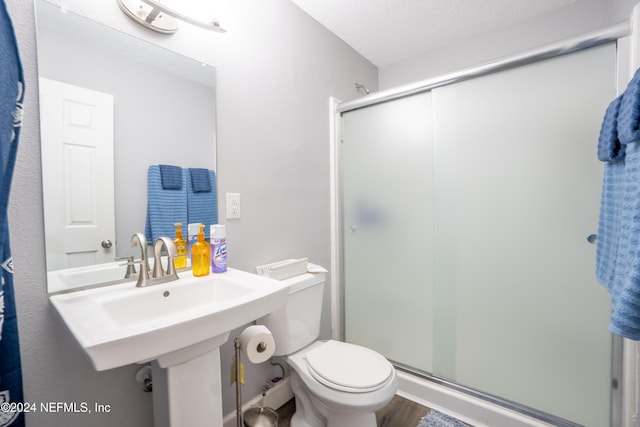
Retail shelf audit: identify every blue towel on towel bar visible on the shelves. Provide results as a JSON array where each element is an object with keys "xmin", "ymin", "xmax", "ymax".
[
  {"xmin": 596, "ymin": 68, "xmax": 640, "ymax": 339},
  {"xmin": 189, "ymin": 167, "xmax": 211, "ymax": 193},
  {"xmin": 159, "ymin": 164, "xmax": 183, "ymax": 189},
  {"xmin": 187, "ymin": 169, "xmax": 217, "ymax": 239},
  {"xmin": 145, "ymin": 165, "xmax": 187, "ymax": 242},
  {"xmin": 607, "ymin": 141, "xmax": 640, "ymax": 339}
]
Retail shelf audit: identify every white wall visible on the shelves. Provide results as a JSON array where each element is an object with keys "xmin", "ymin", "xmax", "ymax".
[
  {"xmin": 379, "ymin": 0, "xmax": 638, "ymax": 89},
  {"xmin": 5, "ymin": 0, "xmax": 376, "ymax": 425}
]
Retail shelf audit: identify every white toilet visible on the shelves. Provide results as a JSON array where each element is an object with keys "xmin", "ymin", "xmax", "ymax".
[{"xmin": 257, "ymin": 270, "xmax": 398, "ymax": 427}]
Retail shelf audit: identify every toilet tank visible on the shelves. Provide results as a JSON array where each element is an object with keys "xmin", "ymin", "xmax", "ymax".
[{"xmin": 257, "ymin": 272, "xmax": 326, "ymax": 356}]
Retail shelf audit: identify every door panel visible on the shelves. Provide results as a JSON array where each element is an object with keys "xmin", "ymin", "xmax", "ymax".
[
  {"xmin": 40, "ymin": 78, "xmax": 115, "ymax": 270},
  {"xmin": 342, "ymin": 92, "xmax": 435, "ymax": 372}
]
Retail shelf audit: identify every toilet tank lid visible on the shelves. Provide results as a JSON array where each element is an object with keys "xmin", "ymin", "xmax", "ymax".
[{"xmin": 281, "ymin": 272, "xmax": 326, "ymax": 293}]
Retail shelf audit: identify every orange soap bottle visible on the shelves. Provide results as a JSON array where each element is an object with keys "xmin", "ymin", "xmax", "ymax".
[
  {"xmin": 191, "ymin": 224, "xmax": 210, "ymax": 277},
  {"xmin": 173, "ymin": 223, "xmax": 187, "ymax": 269}
]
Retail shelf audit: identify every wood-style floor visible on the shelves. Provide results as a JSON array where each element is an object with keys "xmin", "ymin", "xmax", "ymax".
[{"xmin": 276, "ymin": 394, "xmax": 431, "ymax": 427}]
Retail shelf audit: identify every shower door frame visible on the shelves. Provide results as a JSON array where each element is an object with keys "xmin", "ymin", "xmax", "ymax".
[{"xmin": 330, "ymin": 18, "xmax": 635, "ymax": 427}]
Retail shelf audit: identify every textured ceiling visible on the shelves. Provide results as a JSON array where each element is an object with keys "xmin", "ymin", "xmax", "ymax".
[{"xmin": 290, "ymin": 0, "xmax": 576, "ymax": 66}]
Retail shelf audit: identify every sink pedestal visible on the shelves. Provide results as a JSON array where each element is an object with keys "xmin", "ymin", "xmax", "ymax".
[{"xmin": 151, "ymin": 333, "xmax": 230, "ymax": 427}]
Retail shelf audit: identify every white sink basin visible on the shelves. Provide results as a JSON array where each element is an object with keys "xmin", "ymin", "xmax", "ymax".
[
  {"xmin": 101, "ymin": 278, "xmax": 253, "ymax": 328},
  {"xmin": 49, "ymin": 268, "xmax": 289, "ymax": 371}
]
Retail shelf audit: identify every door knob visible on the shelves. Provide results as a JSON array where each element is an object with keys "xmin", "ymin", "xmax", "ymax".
[{"xmin": 102, "ymin": 239, "xmax": 113, "ymax": 249}]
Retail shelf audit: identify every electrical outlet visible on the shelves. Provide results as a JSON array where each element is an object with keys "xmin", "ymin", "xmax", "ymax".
[{"xmin": 226, "ymin": 193, "xmax": 241, "ymax": 219}]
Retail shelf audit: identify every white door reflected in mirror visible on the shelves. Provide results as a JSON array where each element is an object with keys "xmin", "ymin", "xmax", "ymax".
[{"xmin": 40, "ymin": 78, "xmax": 116, "ymax": 271}]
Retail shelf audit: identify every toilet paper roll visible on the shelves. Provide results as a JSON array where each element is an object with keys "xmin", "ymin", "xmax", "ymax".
[{"xmin": 239, "ymin": 325, "xmax": 275, "ymax": 364}]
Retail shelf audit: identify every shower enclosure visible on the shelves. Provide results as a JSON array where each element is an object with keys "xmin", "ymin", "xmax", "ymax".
[{"xmin": 338, "ymin": 42, "xmax": 618, "ymax": 427}]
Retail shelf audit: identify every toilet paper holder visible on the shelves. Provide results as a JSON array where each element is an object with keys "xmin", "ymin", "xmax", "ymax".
[
  {"xmin": 234, "ymin": 325, "xmax": 276, "ymax": 427},
  {"xmin": 234, "ymin": 336, "xmax": 244, "ymax": 427}
]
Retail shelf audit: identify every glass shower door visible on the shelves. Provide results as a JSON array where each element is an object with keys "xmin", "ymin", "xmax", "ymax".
[
  {"xmin": 430, "ymin": 43, "xmax": 615, "ymax": 426},
  {"xmin": 342, "ymin": 92, "xmax": 435, "ymax": 372},
  {"xmin": 341, "ymin": 43, "xmax": 617, "ymax": 426}
]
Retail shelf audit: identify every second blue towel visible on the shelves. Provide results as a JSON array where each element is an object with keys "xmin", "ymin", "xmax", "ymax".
[
  {"xmin": 145, "ymin": 165, "xmax": 188, "ymax": 241},
  {"xmin": 187, "ymin": 168, "xmax": 218, "ymax": 239}
]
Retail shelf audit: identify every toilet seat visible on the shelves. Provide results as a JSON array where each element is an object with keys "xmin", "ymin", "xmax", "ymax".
[{"xmin": 303, "ymin": 340, "xmax": 393, "ymax": 393}]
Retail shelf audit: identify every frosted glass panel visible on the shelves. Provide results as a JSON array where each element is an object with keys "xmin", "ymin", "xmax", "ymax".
[
  {"xmin": 342, "ymin": 92, "xmax": 434, "ymax": 372},
  {"xmin": 430, "ymin": 43, "xmax": 615, "ymax": 426},
  {"xmin": 341, "ymin": 42, "xmax": 616, "ymax": 427}
]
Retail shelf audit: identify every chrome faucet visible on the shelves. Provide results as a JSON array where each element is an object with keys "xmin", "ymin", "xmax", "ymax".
[{"xmin": 128, "ymin": 233, "xmax": 179, "ymax": 287}]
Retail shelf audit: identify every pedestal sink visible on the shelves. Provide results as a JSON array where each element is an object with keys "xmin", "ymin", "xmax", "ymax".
[{"xmin": 49, "ymin": 268, "xmax": 289, "ymax": 427}]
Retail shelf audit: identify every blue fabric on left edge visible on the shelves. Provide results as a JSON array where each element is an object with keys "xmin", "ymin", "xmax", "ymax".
[
  {"xmin": 0, "ymin": 1, "xmax": 25, "ymax": 426},
  {"xmin": 145, "ymin": 165, "xmax": 188, "ymax": 242}
]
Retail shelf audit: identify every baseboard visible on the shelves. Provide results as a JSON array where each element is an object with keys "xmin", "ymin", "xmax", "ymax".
[{"xmin": 222, "ymin": 376, "xmax": 293, "ymax": 427}]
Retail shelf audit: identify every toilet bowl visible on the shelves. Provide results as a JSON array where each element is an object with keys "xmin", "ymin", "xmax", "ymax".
[
  {"xmin": 286, "ymin": 340, "xmax": 398, "ymax": 427},
  {"xmin": 257, "ymin": 265, "xmax": 398, "ymax": 427}
]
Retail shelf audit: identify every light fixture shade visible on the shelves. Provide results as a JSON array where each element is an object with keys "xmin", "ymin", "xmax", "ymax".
[
  {"xmin": 117, "ymin": 0, "xmax": 178, "ymax": 34},
  {"xmin": 117, "ymin": 0, "xmax": 226, "ymax": 34}
]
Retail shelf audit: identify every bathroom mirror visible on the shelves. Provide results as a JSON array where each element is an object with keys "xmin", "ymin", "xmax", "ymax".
[{"xmin": 35, "ymin": 0, "xmax": 217, "ymax": 293}]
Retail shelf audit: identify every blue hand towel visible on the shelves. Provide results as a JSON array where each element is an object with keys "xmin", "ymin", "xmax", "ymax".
[
  {"xmin": 187, "ymin": 169, "xmax": 218, "ymax": 239},
  {"xmin": 598, "ymin": 96, "xmax": 624, "ymax": 161},
  {"xmin": 145, "ymin": 165, "xmax": 187, "ymax": 242},
  {"xmin": 159, "ymin": 164, "xmax": 183, "ymax": 189},
  {"xmin": 189, "ymin": 167, "xmax": 211, "ymax": 193},
  {"xmin": 618, "ymin": 68, "xmax": 640, "ymax": 144}
]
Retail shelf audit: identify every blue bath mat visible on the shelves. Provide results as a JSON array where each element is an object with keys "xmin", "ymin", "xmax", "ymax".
[{"xmin": 417, "ymin": 409, "xmax": 468, "ymax": 427}]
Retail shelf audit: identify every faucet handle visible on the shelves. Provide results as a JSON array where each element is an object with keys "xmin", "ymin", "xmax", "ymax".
[{"xmin": 115, "ymin": 256, "xmax": 137, "ymax": 278}]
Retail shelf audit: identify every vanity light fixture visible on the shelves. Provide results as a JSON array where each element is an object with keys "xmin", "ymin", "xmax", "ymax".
[{"xmin": 117, "ymin": 0, "xmax": 226, "ymax": 34}]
